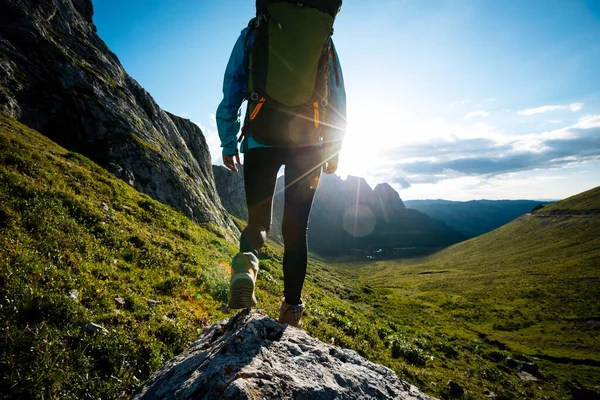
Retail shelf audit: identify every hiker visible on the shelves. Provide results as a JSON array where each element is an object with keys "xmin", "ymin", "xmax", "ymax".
[{"xmin": 216, "ymin": 0, "xmax": 347, "ymax": 328}]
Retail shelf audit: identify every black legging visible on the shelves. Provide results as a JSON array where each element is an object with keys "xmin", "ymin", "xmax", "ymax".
[{"xmin": 240, "ymin": 146, "xmax": 323, "ymax": 305}]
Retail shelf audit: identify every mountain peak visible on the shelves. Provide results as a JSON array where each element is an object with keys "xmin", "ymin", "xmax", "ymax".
[
  {"xmin": 72, "ymin": 0, "xmax": 94, "ymax": 24},
  {"xmin": 374, "ymin": 182, "xmax": 407, "ymax": 220}
]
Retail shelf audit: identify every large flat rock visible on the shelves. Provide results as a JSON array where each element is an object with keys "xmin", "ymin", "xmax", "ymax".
[{"xmin": 133, "ymin": 310, "xmax": 436, "ymax": 400}]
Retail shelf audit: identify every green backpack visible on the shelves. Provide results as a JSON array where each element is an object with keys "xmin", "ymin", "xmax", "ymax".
[{"xmin": 243, "ymin": 0, "xmax": 342, "ymax": 147}]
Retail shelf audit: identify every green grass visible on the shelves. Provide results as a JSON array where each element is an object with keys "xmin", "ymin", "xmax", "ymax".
[
  {"xmin": 541, "ymin": 186, "xmax": 600, "ymax": 211},
  {"xmin": 1, "ymin": 112, "xmax": 599, "ymax": 399},
  {"xmin": 332, "ymin": 188, "xmax": 600, "ymax": 398},
  {"xmin": 0, "ymin": 113, "xmax": 242, "ymax": 398}
]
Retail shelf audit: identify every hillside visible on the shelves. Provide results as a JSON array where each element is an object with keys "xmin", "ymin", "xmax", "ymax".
[
  {"xmin": 404, "ymin": 199, "xmax": 553, "ymax": 237},
  {"xmin": 0, "ymin": 112, "xmax": 238, "ymax": 398},
  {"xmin": 3, "ymin": 113, "xmax": 600, "ymax": 399},
  {"xmin": 342, "ymin": 186, "xmax": 600, "ymax": 398},
  {"xmin": 9, "ymin": 110, "xmax": 598, "ymax": 399},
  {"xmin": 0, "ymin": 113, "xmax": 439, "ymax": 399},
  {"xmin": 0, "ymin": 0, "xmax": 237, "ymax": 239},
  {"xmin": 1, "ymin": 1, "xmax": 597, "ymax": 398}
]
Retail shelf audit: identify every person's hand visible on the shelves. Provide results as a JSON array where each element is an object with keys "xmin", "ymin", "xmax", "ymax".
[
  {"xmin": 322, "ymin": 153, "xmax": 339, "ymax": 175},
  {"xmin": 223, "ymin": 153, "xmax": 241, "ymax": 172}
]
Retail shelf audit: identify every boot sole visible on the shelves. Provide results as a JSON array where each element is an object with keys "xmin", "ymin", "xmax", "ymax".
[{"xmin": 228, "ymin": 273, "xmax": 257, "ymax": 309}]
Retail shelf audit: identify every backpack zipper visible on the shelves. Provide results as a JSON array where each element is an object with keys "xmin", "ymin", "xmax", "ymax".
[{"xmin": 249, "ymin": 97, "xmax": 266, "ymax": 120}]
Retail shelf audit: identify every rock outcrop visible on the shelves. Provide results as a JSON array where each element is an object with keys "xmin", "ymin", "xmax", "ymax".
[
  {"xmin": 132, "ymin": 310, "xmax": 436, "ymax": 400},
  {"xmin": 212, "ymin": 165, "xmax": 247, "ymax": 221},
  {"xmin": 373, "ymin": 183, "xmax": 407, "ymax": 222},
  {"xmin": 0, "ymin": 0, "xmax": 238, "ymax": 240}
]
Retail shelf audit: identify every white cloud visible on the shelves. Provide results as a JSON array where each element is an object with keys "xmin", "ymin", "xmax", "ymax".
[
  {"xmin": 574, "ymin": 114, "xmax": 600, "ymax": 129},
  {"xmin": 486, "ymin": 98, "xmax": 497, "ymax": 102},
  {"xmin": 517, "ymin": 102, "xmax": 584, "ymax": 116},
  {"xmin": 209, "ymin": 113, "xmax": 217, "ymax": 127},
  {"xmin": 374, "ymin": 114, "xmax": 600, "ymax": 187},
  {"xmin": 464, "ymin": 110, "xmax": 490, "ymax": 119},
  {"xmin": 548, "ymin": 120, "xmax": 563, "ymax": 124},
  {"xmin": 449, "ymin": 99, "xmax": 470, "ymax": 108}
]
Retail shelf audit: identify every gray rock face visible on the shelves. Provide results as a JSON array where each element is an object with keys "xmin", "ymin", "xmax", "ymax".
[
  {"xmin": 212, "ymin": 165, "xmax": 247, "ymax": 221},
  {"xmin": 373, "ymin": 183, "xmax": 407, "ymax": 221},
  {"xmin": 132, "ymin": 310, "xmax": 436, "ymax": 400},
  {"xmin": 344, "ymin": 175, "xmax": 377, "ymax": 207},
  {"xmin": 0, "ymin": 0, "xmax": 238, "ymax": 240}
]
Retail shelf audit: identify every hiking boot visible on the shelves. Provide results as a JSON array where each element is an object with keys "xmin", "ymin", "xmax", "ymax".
[
  {"xmin": 278, "ymin": 298, "xmax": 305, "ymax": 328},
  {"xmin": 228, "ymin": 252, "xmax": 259, "ymax": 309}
]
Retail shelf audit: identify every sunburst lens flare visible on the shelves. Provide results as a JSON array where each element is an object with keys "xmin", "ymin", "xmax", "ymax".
[{"xmin": 342, "ymin": 205, "xmax": 376, "ymax": 237}]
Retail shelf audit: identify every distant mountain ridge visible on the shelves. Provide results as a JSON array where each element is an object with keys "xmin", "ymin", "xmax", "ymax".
[
  {"xmin": 404, "ymin": 199, "xmax": 553, "ymax": 237},
  {"xmin": 213, "ymin": 169, "xmax": 466, "ymax": 256}
]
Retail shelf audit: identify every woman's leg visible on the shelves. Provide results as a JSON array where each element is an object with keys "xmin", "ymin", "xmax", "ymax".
[
  {"xmin": 241, "ymin": 147, "xmax": 285, "ymax": 254},
  {"xmin": 281, "ymin": 147, "xmax": 323, "ymax": 305}
]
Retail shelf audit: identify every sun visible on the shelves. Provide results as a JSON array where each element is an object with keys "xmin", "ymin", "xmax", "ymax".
[{"xmin": 335, "ymin": 108, "xmax": 396, "ymax": 180}]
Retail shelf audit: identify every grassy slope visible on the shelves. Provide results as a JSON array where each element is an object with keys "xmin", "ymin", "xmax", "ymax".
[
  {"xmin": 339, "ymin": 187, "xmax": 600, "ymax": 399},
  {"xmin": 0, "ymin": 113, "xmax": 239, "ymax": 398},
  {"xmin": 0, "ymin": 113, "xmax": 435, "ymax": 399},
  {"xmin": 2, "ymin": 111, "xmax": 598, "ymax": 399}
]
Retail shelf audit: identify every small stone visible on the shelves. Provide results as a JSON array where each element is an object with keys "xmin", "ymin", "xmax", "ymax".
[
  {"xmin": 99, "ymin": 202, "xmax": 109, "ymax": 211},
  {"xmin": 147, "ymin": 299, "xmax": 160, "ymax": 307},
  {"xmin": 68, "ymin": 289, "xmax": 80, "ymax": 300},
  {"xmin": 448, "ymin": 380, "xmax": 464, "ymax": 396},
  {"xmin": 568, "ymin": 383, "xmax": 600, "ymax": 400},
  {"xmin": 114, "ymin": 297, "xmax": 126, "ymax": 307},
  {"xmin": 85, "ymin": 322, "xmax": 109, "ymax": 334},
  {"xmin": 520, "ymin": 361, "xmax": 539, "ymax": 376},
  {"xmin": 505, "ymin": 357, "xmax": 519, "ymax": 368},
  {"xmin": 519, "ymin": 371, "xmax": 538, "ymax": 381}
]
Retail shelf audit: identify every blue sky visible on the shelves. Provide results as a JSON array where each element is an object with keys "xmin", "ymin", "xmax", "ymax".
[{"xmin": 94, "ymin": 0, "xmax": 600, "ymax": 200}]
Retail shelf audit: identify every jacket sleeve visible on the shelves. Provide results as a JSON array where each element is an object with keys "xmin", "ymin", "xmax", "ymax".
[
  {"xmin": 216, "ymin": 28, "xmax": 250, "ymax": 156},
  {"xmin": 323, "ymin": 40, "xmax": 347, "ymax": 161}
]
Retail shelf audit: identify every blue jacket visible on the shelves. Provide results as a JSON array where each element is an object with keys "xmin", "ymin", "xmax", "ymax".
[{"xmin": 216, "ymin": 27, "xmax": 347, "ymax": 156}]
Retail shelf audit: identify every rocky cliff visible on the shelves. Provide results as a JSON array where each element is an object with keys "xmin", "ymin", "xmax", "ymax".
[
  {"xmin": 132, "ymin": 310, "xmax": 436, "ymax": 400},
  {"xmin": 212, "ymin": 165, "xmax": 247, "ymax": 221},
  {"xmin": 0, "ymin": 0, "xmax": 237, "ymax": 239}
]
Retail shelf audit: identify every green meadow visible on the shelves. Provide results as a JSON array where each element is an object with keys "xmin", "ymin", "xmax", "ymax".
[{"xmin": 1, "ymin": 112, "xmax": 598, "ymax": 399}]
